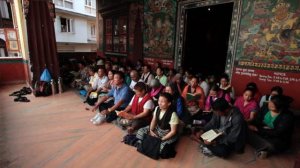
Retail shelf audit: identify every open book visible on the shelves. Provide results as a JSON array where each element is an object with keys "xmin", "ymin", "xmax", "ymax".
[
  {"xmin": 186, "ymin": 93, "xmax": 201, "ymax": 101},
  {"xmin": 116, "ymin": 110, "xmax": 134, "ymax": 119},
  {"xmin": 201, "ymin": 129, "xmax": 222, "ymax": 142}
]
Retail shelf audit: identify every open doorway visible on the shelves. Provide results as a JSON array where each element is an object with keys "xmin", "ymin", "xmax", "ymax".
[{"xmin": 183, "ymin": 2, "xmax": 234, "ymax": 76}]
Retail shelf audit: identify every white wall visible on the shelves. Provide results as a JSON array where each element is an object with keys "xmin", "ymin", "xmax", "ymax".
[
  {"xmin": 54, "ymin": 0, "xmax": 96, "ymax": 17},
  {"xmin": 53, "ymin": 0, "xmax": 97, "ymax": 52},
  {"xmin": 55, "ymin": 14, "xmax": 89, "ymax": 43}
]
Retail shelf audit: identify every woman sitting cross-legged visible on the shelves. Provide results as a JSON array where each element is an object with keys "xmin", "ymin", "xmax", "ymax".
[
  {"xmin": 248, "ymin": 95, "xmax": 294, "ymax": 159},
  {"xmin": 136, "ymin": 93, "xmax": 179, "ymax": 158},
  {"xmin": 117, "ymin": 82, "xmax": 155, "ymax": 134},
  {"xmin": 234, "ymin": 88, "xmax": 259, "ymax": 123}
]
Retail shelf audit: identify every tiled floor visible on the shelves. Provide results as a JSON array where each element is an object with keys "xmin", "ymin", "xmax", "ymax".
[{"xmin": 0, "ymin": 84, "xmax": 299, "ymax": 168}]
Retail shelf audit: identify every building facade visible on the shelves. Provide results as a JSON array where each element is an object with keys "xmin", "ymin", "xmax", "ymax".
[
  {"xmin": 53, "ymin": 0, "xmax": 97, "ymax": 59},
  {"xmin": 96, "ymin": 0, "xmax": 300, "ymax": 112},
  {"xmin": 0, "ymin": 0, "xmax": 30, "ymax": 84}
]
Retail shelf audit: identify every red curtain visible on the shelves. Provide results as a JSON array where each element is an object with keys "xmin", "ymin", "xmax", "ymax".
[{"xmin": 26, "ymin": 0, "xmax": 59, "ymax": 83}]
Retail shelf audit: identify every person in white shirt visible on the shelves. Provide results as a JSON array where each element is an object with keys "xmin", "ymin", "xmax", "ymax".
[
  {"xmin": 140, "ymin": 65, "xmax": 154, "ymax": 86},
  {"xmin": 85, "ymin": 67, "xmax": 108, "ymax": 100},
  {"xmin": 259, "ymin": 86, "xmax": 283, "ymax": 108},
  {"xmin": 155, "ymin": 67, "xmax": 168, "ymax": 86},
  {"xmin": 198, "ymin": 74, "xmax": 209, "ymax": 97},
  {"xmin": 129, "ymin": 69, "xmax": 140, "ymax": 90},
  {"xmin": 83, "ymin": 66, "xmax": 98, "ymax": 91}
]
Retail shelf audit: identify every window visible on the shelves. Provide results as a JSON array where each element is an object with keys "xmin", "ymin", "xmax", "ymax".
[
  {"xmin": 60, "ymin": 17, "xmax": 74, "ymax": 33},
  {"xmin": 85, "ymin": 0, "xmax": 92, "ymax": 7},
  {"xmin": 105, "ymin": 16, "xmax": 128, "ymax": 54},
  {"xmin": 55, "ymin": 0, "xmax": 73, "ymax": 9},
  {"xmin": 0, "ymin": 1, "xmax": 10, "ymax": 19},
  {"xmin": 91, "ymin": 24, "xmax": 96, "ymax": 36},
  {"xmin": 0, "ymin": 39, "xmax": 8, "ymax": 57},
  {"xmin": 84, "ymin": 0, "xmax": 95, "ymax": 14}
]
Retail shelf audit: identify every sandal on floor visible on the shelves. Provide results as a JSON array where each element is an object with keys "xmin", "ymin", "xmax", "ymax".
[
  {"xmin": 14, "ymin": 96, "xmax": 30, "ymax": 102},
  {"xmin": 9, "ymin": 91, "xmax": 21, "ymax": 96}
]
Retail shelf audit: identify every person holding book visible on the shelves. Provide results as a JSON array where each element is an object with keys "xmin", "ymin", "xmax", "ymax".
[
  {"xmin": 203, "ymin": 85, "xmax": 231, "ymax": 123},
  {"xmin": 204, "ymin": 84, "xmax": 231, "ymax": 111},
  {"xmin": 117, "ymin": 82, "xmax": 155, "ymax": 134},
  {"xmin": 197, "ymin": 98, "xmax": 247, "ymax": 158},
  {"xmin": 219, "ymin": 73, "xmax": 234, "ymax": 100},
  {"xmin": 182, "ymin": 76, "xmax": 205, "ymax": 115},
  {"xmin": 136, "ymin": 93, "xmax": 179, "ymax": 156},
  {"xmin": 248, "ymin": 95, "xmax": 294, "ymax": 159}
]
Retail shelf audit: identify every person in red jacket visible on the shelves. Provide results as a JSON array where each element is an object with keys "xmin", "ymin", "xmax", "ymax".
[{"xmin": 117, "ymin": 82, "xmax": 155, "ymax": 134}]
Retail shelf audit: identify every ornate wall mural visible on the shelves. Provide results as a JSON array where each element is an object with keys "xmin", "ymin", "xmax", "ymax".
[
  {"xmin": 143, "ymin": 0, "xmax": 176, "ymax": 58},
  {"xmin": 236, "ymin": 0, "xmax": 300, "ymax": 72}
]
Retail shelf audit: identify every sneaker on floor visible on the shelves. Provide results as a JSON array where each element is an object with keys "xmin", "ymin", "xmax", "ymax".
[
  {"xmin": 256, "ymin": 150, "xmax": 268, "ymax": 159},
  {"xmin": 90, "ymin": 113, "xmax": 100, "ymax": 122},
  {"xmin": 202, "ymin": 146, "xmax": 214, "ymax": 157},
  {"xmin": 93, "ymin": 113, "xmax": 106, "ymax": 125}
]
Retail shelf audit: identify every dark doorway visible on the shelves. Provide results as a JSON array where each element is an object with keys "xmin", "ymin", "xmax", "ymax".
[{"xmin": 183, "ymin": 2, "xmax": 234, "ymax": 76}]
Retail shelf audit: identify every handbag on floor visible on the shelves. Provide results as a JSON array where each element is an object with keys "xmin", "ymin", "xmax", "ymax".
[{"xmin": 137, "ymin": 134, "xmax": 161, "ymax": 160}]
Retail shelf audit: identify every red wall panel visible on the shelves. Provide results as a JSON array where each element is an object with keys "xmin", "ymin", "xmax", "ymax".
[
  {"xmin": 231, "ymin": 67, "xmax": 300, "ymax": 110},
  {"xmin": 0, "ymin": 61, "xmax": 26, "ymax": 84}
]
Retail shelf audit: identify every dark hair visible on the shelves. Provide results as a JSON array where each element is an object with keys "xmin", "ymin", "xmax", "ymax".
[
  {"xmin": 220, "ymin": 73, "xmax": 229, "ymax": 82},
  {"xmin": 243, "ymin": 88, "xmax": 254, "ymax": 96},
  {"xmin": 270, "ymin": 95, "xmax": 293, "ymax": 112},
  {"xmin": 246, "ymin": 82, "xmax": 258, "ymax": 91},
  {"xmin": 107, "ymin": 69, "xmax": 116, "ymax": 75},
  {"xmin": 211, "ymin": 98, "xmax": 229, "ymax": 112},
  {"xmin": 165, "ymin": 82, "xmax": 180, "ymax": 98},
  {"xmin": 134, "ymin": 82, "xmax": 147, "ymax": 92},
  {"xmin": 88, "ymin": 66, "xmax": 97, "ymax": 73},
  {"xmin": 159, "ymin": 92, "xmax": 173, "ymax": 103},
  {"xmin": 98, "ymin": 66, "xmax": 107, "ymax": 73},
  {"xmin": 271, "ymin": 86, "xmax": 283, "ymax": 95},
  {"xmin": 210, "ymin": 84, "xmax": 220, "ymax": 92},
  {"xmin": 78, "ymin": 61, "xmax": 86, "ymax": 66},
  {"xmin": 114, "ymin": 71, "xmax": 125, "ymax": 80},
  {"xmin": 191, "ymin": 75, "xmax": 199, "ymax": 82}
]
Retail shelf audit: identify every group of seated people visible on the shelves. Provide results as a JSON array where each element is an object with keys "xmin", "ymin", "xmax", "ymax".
[{"xmin": 69, "ymin": 58, "xmax": 295, "ymax": 159}]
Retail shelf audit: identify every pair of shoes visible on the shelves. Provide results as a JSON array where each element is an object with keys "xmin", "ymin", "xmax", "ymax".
[
  {"xmin": 9, "ymin": 91, "xmax": 20, "ymax": 96},
  {"xmin": 201, "ymin": 146, "xmax": 214, "ymax": 157},
  {"xmin": 256, "ymin": 150, "xmax": 268, "ymax": 159},
  {"xmin": 92, "ymin": 113, "xmax": 106, "ymax": 125},
  {"xmin": 14, "ymin": 96, "xmax": 30, "ymax": 102},
  {"xmin": 21, "ymin": 87, "xmax": 32, "ymax": 94},
  {"xmin": 90, "ymin": 113, "xmax": 100, "ymax": 122}
]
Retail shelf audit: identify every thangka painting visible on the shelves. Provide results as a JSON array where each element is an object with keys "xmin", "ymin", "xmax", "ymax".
[
  {"xmin": 236, "ymin": 0, "xmax": 300, "ymax": 72},
  {"xmin": 143, "ymin": 0, "xmax": 176, "ymax": 58}
]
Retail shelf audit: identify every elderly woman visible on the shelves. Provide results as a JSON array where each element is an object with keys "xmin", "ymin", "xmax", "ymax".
[
  {"xmin": 149, "ymin": 78, "xmax": 165, "ymax": 106},
  {"xmin": 248, "ymin": 95, "xmax": 294, "ymax": 158}
]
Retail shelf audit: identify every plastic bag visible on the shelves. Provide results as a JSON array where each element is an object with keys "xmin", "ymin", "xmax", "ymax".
[{"xmin": 40, "ymin": 68, "xmax": 51, "ymax": 82}]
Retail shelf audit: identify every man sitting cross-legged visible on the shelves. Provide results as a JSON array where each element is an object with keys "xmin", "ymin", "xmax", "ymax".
[
  {"xmin": 90, "ymin": 71, "xmax": 132, "ymax": 125},
  {"xmin": 194, "ymin": 98, "xmax": 247, "ymax": 158}
]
